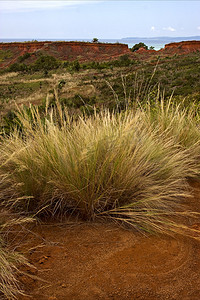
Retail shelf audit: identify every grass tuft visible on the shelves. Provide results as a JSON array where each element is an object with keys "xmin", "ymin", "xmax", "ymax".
[
  {"xmin": 0, "ymin": 213, "xmax": 33, "ymax": 299},
  {"xmin": 0, "ymin": 98, "xmax": 199, "ymax": 236}
]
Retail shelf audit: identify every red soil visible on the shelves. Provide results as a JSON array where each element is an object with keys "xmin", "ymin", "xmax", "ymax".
[{"xmin": 9, "ymin": 181, "xmax": 200, "ymax": 300}]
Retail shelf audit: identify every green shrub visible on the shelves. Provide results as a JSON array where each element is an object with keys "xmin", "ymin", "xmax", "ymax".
[
  {"xmin": 8, "ymin": 63, "xmax": 28, "ymax": 72},
  {"xmin": 72, "ymin": 60, "xmax": 80, "ymax": 71},
  {"xmin": 18, "ymin": 52, "xmax": 31, "ymax": 63},
  {"xmin": 131, "ymin": 42, "xmax": 148, "ymax": 52},
  {"xmin": 63, "ymin": 61, "xmax": 69, "ymax": 68},
  {"xmin": 30, "ymin": 55, "xmax": 59, "ymax": 72},
  {"xmin": 0, "ymin": 50, "xmax": 13, "ymax": 62},
  {"xmin": 118, "ymin": 54, "xmax": 131, "ymax": 66}
]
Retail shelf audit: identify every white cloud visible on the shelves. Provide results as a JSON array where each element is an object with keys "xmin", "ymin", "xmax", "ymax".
[
  {"xmin": 151, "ymin": 26, "xmax": 155, "ymax": 31},
  {"xmin": 197, "ymin": 26, "xmax": 200, "ymax": 31},
  {"xmin": 0, "ymin": 1, "xmax": 95, "ymax": 13},
  {"xmin": 163, "ymin": 26, "xmax": 176, "ymax": 32}
]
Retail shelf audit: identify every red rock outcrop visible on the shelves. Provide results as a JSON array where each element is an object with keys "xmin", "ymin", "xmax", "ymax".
[
  {"xmin": 0, "ymin": 41, "xmax": 130, "ymax": 67},
  {"xmin": 135, "ymin": 47, "xmax": 156, "ymax": 54},
  {"xmin": 163, "ymin": 40, "xmax": 200, "ymax": 54}
]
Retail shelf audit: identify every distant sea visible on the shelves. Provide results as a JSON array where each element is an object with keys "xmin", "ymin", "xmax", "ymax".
[{"xmin": 1, "ymin": 36, "xmax": 200, "ymax": 51}]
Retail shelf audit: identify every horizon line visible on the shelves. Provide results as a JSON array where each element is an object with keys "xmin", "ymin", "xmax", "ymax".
[{"xmin": 1, "ymin": 35, "xmax": 200, "ymax": 40}]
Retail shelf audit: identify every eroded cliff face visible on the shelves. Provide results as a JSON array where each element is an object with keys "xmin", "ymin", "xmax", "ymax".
[
  {"xmin": 1, "ymin": 40, "xmax": 199, "ymax": 69},
  {"xmin": 163, "ymin": 40, "xmax": 200, "ymax": 53},
  {"xmin": 134, "ymin": 41, "xmax": 200, "ymax": 55},
  {"xmin": 0, "ymin": 41, "xmax": 129, "ymax": 67}
]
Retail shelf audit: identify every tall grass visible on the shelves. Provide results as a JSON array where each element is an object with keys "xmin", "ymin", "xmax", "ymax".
[
  {"xmin": 0, "ymin": 213, "xmax": 33, "ymax": 299},
  {"xmin": 144, "ymin": 98, "xmax": 200, "ymax": 152},
  {"xmin": 0, "ymin": 97, "xmax": 199, "ymax": 237}
]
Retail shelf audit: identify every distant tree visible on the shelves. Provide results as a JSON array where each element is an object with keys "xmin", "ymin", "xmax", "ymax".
[
  {"xmin": 149, "ymin": 46, "xmax": 155, "ymax": 50},
  {"xmin": 92, "ymin": 38, "xmax": 99, "ymax": 43},
  {"xmin": 131, "ymin": 42, "xmax": 148, "ymax": 52}
]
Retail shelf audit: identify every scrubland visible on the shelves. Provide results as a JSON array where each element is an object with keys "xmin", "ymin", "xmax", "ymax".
[{"xmin": 0, "ymin": 53, "xmax": 200, "ymax": 299}]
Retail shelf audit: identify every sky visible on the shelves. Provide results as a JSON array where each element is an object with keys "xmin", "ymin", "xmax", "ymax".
[{"xmin": 0, "ymin": 0, "xmax": 200, "ymax": 39}]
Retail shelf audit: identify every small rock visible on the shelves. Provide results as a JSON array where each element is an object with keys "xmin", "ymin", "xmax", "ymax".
[{"xmin": 38, "ymin": 256, "xmax": 49, "ymax": 264}]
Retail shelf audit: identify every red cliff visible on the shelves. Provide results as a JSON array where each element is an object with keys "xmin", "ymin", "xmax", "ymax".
[
  {"xmin": 0, "ymin": 41, "xmax": 130, "ymax": 67},
  {"xmin": 163, "ymin": 40, "xmax": 200, "ymax": 54}
]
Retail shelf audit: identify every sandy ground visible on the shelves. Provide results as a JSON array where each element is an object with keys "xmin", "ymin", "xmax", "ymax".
[{"xmin": 8, "ymin": 181, "xmax": 200, "ymax": 300}]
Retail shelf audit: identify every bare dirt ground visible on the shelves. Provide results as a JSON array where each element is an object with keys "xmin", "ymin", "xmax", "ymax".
[{"xmin": 10, "ymin": 181, "xmax": 200, "ymax": 300}]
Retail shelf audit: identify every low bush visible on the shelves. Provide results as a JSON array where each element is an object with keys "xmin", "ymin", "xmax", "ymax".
[
  {"xmin": 30, "ymin": 55, "xmax": 60, "ymax": 72},
  {"xmin": 8, "ymin": 63, "xmax": 28, "ymax": 73},
  {"xmin": 0, "ymin": 50, "xmax": 13, "ymax": 62},
  {"xmin": 8, "ymin": 55, "xmax": 60, "ymax": 74},
  {"xmin": 18, "ymin": 53, "xmax": 31, "ymax": 63}
]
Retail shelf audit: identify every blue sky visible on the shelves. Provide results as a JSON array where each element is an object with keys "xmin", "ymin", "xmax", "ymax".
[{"xmin": 0, "ymin": 1, "xmax": 200, "ymax": 39}]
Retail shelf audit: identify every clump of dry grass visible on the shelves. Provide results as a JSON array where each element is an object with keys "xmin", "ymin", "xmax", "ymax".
[
  {"xmin": 0, "ymin": 96, "xmax": 200, "ymax": 298},
  {"xmin": 0, "ymin": 98, "xmax": 199, "ymax": 238},
  {"xmin": 0, "ymin": 213, "xmax": 33, "ymax": 299},
  {"xmin": 143, "ymin": 98, "xmax": 200, "ymax": 162}
]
